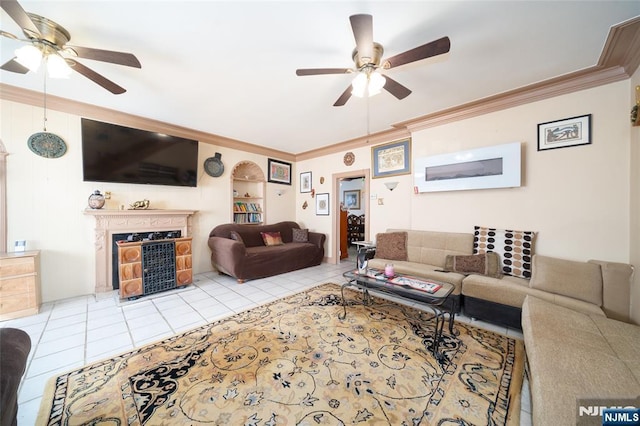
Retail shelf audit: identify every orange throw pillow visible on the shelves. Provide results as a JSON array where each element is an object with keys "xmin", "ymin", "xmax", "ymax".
[{"xmin": 260, "ymin": 231, "xmax": 284, "ymax": 246}]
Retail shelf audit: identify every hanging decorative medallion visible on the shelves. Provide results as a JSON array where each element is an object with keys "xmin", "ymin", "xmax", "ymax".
[
  {"xmin": 343, "ymin": 151, "xmax": 355, "ymax": 166},
  {"xmin": 204, "ymin": 152, "xmax": 224, "ymax": 177},
  {"xmin": 28, "ymin": 132, "xmax": 67, "ymax": 158}
]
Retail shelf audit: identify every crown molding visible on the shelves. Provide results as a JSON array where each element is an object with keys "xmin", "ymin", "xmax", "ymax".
[{"xmin": 0, "ymin": 83, "xmax": 295, "ymax": 162}]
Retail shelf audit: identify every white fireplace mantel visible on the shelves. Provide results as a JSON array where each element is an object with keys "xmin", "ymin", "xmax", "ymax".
[{"xmin": 85, "ymin": 209, "xmax": 197, "ymax": 294}]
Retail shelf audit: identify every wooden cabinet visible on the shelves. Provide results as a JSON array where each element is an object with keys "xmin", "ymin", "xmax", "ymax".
[
  {"xmin": 175, "ymin": 237, "xmax": 193, "ymax": 286},
  {"xmin": 117, "ymin": 237, "xmax": 192, "ymax": 299},
  {"xmin": 231, "ymin": 161, "xmax": 265, "ymax": 225},
  {"xmin": 0, "ymin": 251, "xmax": 41, "ymax": 321},
  {"xmin": 340, "ymin": 209, "xmax": 348, "ymax": 259}
]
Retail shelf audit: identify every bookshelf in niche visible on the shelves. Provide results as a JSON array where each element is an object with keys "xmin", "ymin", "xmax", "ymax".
[{"xmin": 231, "ymin": 161, "xmax": 265, "ymax": 224}]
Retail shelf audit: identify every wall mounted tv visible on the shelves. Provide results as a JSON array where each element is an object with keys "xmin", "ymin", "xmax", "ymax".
[{"xmin": 81, "ymin": 118, "xmax": 199, "ymax": 187}]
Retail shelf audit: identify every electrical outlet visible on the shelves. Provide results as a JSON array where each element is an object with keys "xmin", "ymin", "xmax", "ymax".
[
  {"xmin": 104, "ymin": 191, "xmax": 112, "ymax": 200},
  {"xmin": 378, "ymin": 198, "xmax": 384, "ymax": 205}
]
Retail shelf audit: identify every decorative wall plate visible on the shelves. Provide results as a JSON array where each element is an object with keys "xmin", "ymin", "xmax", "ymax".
[
  {"xmin": 204, "ymin": 152, "xmax": 224, "ymax": 177},
  {"xmin": 27, "ymin": 132, "xmax": 67, "ymax": 158},
  {"xmin": 343, "ymin": 151, "xmax": 355, "ymax": 166}
]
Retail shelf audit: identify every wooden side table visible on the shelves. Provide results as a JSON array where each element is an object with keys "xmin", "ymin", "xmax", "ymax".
[{"xmin": 0, "ymin": 251, "xmax": 41, "ymax": 321}]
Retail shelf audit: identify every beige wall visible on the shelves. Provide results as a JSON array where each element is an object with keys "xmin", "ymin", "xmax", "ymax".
[
  {"xmin": 0, "ymin": 99, "xmax": 294, "ymax": 302},
  {"xmin": 630, "ymin": 67, "xmax": 640, "ymax": 325},
  {"xmin": 409, "ymin": 82, "xmax": 630, "ymax": 262}
]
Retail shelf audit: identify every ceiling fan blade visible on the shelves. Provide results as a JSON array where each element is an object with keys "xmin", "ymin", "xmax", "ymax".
[
  {"xmin": 0, "ymin": 30, "xmax": 19, "ymax": 40},
  {"xmin": 65, "ymin": 45, "xmax": 141, "ymax": 68},
  {"xmin": 0, "ymin": 0, "xmax": 40, "ymax": 37},
  {"xmin": 382, "ymin": 75, "xmax": 412, "ymax": 100},
  {"xmin": 383, "ymin": 36, "xmax": 451, "ymax": 70},
  {"xmin": 1, "ymin": 58, "xmax": 29, "ymax": 73},
  {"xmin": 67, "ymin": 59, "xmax": 126, "ymax": 94},
  {"xmin": 350, "ymin": 14, "xmax": 373, "ymax": 62},
  {"xmin": 296, "ymin": 68, "xmax": 351, "ymax": 76},
  {"xmin": 333, "ymin": 85, "xmax": 352, "ymax": 107}
]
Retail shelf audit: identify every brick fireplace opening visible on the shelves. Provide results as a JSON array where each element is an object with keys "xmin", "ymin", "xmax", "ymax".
[{"xmin": 84, "ymin": 209, "xmax": 197, "ymax": 294}]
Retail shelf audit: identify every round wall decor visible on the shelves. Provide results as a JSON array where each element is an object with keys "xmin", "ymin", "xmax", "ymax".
[
  {"xmin": 204, "ymin": 152, "xmax": 224, "ymax": 177},
  {"xmin": 28, "ymin": 132, "xmax": 67, "ymax": 158},
  {"xmin": 343, "ymin": 151, "xmax": 355, "ymax": 166}
]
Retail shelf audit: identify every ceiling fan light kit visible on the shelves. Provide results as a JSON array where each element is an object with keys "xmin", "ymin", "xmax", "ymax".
[
  {"xmin": 352, "ymin": 70, "xmax": 386, "ymax": 98},
  {"xmin": 1, "ymin": 0, "xmax": 141, "ymax": 94},
  {"xmin": 295, "ymin": 14, "xmax": 450, "ymax": 106},
  {"xmin": 14, "ymin": 44, "xmax": 41, "ymax": 70}
]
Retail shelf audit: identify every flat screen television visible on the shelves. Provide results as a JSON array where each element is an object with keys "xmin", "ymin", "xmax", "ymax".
[{"xmin": 81, "ymin": 118, "xmax": 199, "ymax": 187}]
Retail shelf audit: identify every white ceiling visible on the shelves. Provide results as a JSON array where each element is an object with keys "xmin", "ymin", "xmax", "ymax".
[{"xmin": 1, "ymin": 1, "xmax": 639, "ymax": 154}]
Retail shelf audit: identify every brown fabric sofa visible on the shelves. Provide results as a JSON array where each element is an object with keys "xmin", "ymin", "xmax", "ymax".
[
  {"xmin": 0, "ymin": 328, "xmax": 31, "ymax": 426},
  {"xmin": 208, "ymin": 221, "xmax": 325, "ymax": 283}
]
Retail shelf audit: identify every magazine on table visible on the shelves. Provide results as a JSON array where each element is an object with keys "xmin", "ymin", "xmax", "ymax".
[
  {"xmin": 355, "ymin": 269, "xmax": 442, "ymax": 293},
  {"xmin": 388, "ymin": 276, "xmax": 442, "ymax": 293}
]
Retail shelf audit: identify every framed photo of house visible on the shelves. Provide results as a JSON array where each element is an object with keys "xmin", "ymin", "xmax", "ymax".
[
  {"xmin": 267, "ymin": 158, "xmax": 292, "ymax": 185},
  {"xmin": 343, "ymin": 190, "xmax": 360, "ymax": 210},
  {"xmin": 372, "ymin": 138, "xmax": 411, "ymax": 178},
  {"xmin": 316, "ymin": 193, "xmax": 329, "ymax": 215},
  {"xmin": 300, "ymin": 171, "xmax": 312, "ymax": 193},
  {"xmin": 537, "ymin": 114, "xmax": 591, "ymax": 151}
]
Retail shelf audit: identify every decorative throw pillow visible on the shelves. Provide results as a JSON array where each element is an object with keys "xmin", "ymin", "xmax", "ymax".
[
  {"xmin": 261, "ymin": 231, "xmax": 284, "ymax": 246},
  {"xmin": 229, "ymin": 231, "xmax": 245, "ymax": 245},
  {"xmin": 374, "ymin": 232, "xmax": 408, "ymax": 261},
  {"xmin": 444, "ymin": 252, "xmax": 502, "ymax": 278},
  {"xmin": 473, "ymin": 226, "xmax": 535, "ymax": 279},
  {"xmin": 292, "ymin": 228, "xmax": 309, "ymax": 243}
]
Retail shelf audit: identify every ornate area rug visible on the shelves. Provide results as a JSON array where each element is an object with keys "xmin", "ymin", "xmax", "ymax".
[{"xmin": 38, "ymin": 283, "xmax": 524, "ymax": 425}]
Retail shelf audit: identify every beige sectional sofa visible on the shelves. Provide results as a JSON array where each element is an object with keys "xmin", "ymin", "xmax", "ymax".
[
  {"xmin": 368, "ymin": 228, "xmax": 640, "ymax": 425},
  {"xmin": 367, "ymin": 229, "xmax": 474, "ymax": 314}
]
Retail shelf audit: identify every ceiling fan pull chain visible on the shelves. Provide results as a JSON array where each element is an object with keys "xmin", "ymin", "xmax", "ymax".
[{"xmin": 42, "ymin": 70, "xmax": 48, "ymax": 132}]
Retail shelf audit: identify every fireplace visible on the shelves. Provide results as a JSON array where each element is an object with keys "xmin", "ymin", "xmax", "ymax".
[
  {"xmin": 111, "ymin": 230, "xmax": 180, "ymax": 289},
  {"xmin": 84, "ymin": 209, "xmax": 197, "ymax": 294}
]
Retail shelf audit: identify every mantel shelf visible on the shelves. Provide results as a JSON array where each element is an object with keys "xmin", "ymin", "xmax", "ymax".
[{"xmin": 84, "ymin": 209, "xmax": 198, "ymax": 217}]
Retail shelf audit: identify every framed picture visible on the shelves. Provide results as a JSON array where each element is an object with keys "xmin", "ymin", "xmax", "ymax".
[
  {"xmin": 414, "ymin": 142, "xmax": 521, "ymax": 193},
  {"xmin": 300, "ymin": 171, "xmax": 312, "ymax": 193},
  {"xmin": 316, "ymin": 193, "xmax": 329, "ymax": 215},
  {"xmin": 537, "ymin": 114, "xmax": 591, "ymax": 151},
  {"xmin": 267, "ymin": 158, "xmax": 292, "ymax": 185},
  {"xmin": 343, "ymin": 190, "xmax": 360, "ymax": 210},
  {"xmin": 372, "ymin": 138, "xmax": 411, "ymax": 178}
]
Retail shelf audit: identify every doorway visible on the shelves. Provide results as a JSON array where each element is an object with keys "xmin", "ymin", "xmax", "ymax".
[{"xmin": 332, "ymin": 169, "xmax": 370, "ymax": 264}]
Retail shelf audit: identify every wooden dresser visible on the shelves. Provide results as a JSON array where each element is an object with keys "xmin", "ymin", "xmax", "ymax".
[{"xmin": 0, "ymin": 251, "xmax": 41, "ymax": 321}]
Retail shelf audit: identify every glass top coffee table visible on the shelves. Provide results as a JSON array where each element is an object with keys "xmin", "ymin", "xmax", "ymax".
[{"xmin": 341, "ymin": 269, "xmax": 455, "ymax": 361}]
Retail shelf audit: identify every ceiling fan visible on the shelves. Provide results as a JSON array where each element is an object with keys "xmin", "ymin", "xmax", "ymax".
[
  {"xmin": 296, "ymin": 14, "xmax": 450, "ymax": 106},
  {"xmin": 0, "ymin": 0, "xmax": 141, "ymax": 94}
]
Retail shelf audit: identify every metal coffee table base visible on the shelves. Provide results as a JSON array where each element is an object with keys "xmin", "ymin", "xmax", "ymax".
[{"xmin": 339, "ymin": 280, "xmax": 452, "ymax": 362}]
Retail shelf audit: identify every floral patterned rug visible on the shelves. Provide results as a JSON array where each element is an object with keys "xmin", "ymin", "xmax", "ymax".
[{"xmin": 38, "ymin": 283, "xmax": 524, "ymax": 425}]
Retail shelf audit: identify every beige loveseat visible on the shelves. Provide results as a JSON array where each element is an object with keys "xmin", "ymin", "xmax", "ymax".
[{"xmin": 369, "ymin": 228, "xmax": 640, "ymax": 425}]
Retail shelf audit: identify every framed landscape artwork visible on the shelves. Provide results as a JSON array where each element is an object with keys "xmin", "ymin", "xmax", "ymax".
[
  {"xmin": 372, "ymin": 138, "xmax": 411, "ymax": 178},
  {"xmin": 267, "ymin": 158, "xmax": 292, "ymax": 185}
]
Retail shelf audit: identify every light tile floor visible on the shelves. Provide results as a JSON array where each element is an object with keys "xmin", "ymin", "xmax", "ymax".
[{"xmin": 1, "ymin": 260, "xmax": 532, "ymax": 425}]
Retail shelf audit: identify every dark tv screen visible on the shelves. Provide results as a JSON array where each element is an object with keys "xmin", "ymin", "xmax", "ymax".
[{"xmin": 81, "ymin": 118, "xmax": 198, "ymax": 187}]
